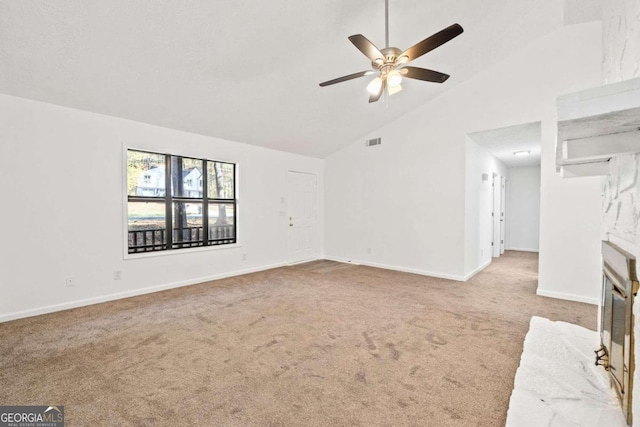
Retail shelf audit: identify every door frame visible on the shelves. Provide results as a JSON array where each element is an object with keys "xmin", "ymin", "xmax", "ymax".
[
  {"xmin": 492, "ymin": 173, "xmax": 501, "ymax": 257},
  {"xmin": 500, "ymin": 176, "xmax": 506, "ymax": 255},
  {"xmin": 286, "ymin": 170, "xmax": 318, "ymax": 264}
]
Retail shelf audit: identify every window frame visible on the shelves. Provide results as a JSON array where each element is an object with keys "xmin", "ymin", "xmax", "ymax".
[{"xmin": 125, "ymin": 148, "xmax": 238, "ymax": 258}]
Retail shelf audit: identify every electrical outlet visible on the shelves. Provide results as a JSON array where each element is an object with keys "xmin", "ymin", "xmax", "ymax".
[
  {"xmin": 113, "ymin": 271, "xmax": 122, "ymax": 280},
  {"xmin": 242, "ymin": 253, "xmax": 247, "ymax": 261},
  {"xmin": 65, "ymin": 277, "xmax": 75, "ymax": 287},
  {"xmin": 480, "ymin": 249, "xmax": 484, "ymax": 257},
  {"xmin": 367, "ymin": 248, "xmax": 372, "ymax": 254}
]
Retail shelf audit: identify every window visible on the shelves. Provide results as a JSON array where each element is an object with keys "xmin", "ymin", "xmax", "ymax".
[{"xmin": 127, "ymin": 149, "xmax": 236, "ymax": 254}]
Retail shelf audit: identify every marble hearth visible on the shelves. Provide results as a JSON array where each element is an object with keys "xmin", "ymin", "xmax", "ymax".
[{"xmin": 506, "ymin": 317, "xmax": 626, "ymax": 426}]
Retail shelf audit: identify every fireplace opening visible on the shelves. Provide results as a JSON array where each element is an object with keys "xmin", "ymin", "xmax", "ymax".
[{"xmin": 599, "ymin": 241, "xmax": 638, "ymax": 425}]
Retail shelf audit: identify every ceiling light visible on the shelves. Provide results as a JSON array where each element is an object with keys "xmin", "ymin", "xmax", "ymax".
[
  {"xmin": 366, "ymin": 77, "xmax": 383, "ymax": 95},
  {"xmin": 387, "ymin": 84, "xmax": 402, "ymax": 96},
  {"xmin": 387, "ymin": 70, "xmax": 402, "ymax": 87},
  {"xmin": 513, "ymin": 150, "xmax": 531, "ymax": 156}
]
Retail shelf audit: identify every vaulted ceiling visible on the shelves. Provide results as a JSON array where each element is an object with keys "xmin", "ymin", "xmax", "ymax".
[{"xmin": 0, "ymin": 0, "xmax": 601, "ymax": 158}]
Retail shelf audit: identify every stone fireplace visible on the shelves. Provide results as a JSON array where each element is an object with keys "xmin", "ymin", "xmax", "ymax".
[{"xmin": 599, "ymin": 240, "xmax": 638, "ymax": 425}]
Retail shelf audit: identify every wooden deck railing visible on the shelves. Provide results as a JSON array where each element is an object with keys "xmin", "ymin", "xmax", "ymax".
[{"xmin": 128, "ymin": 225, "xmax": 235, "ymax": 253}]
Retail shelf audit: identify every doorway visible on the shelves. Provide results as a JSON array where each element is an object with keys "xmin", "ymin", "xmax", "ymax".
[
  {"xmin": 470, "ymin": 121, "xmax": 541, "ymax": 262},
  {"xmin": 287, "ymin": 171, "xmax": 318, "ymax": 263}
]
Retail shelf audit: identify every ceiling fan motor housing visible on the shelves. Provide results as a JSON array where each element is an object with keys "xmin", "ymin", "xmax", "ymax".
[{"xmin": 373, "ymin": 47, "xmax": 403, "ymax": 71}]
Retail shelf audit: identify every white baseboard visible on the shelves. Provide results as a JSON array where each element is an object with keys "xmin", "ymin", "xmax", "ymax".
[
  {"xmin": 463, "ymin": 258, "xmax": 492, "ymax": 281},
  {"xmin": 536, "ymin": 289, "xmax": 599, "ymax": 305},
  {"xmin": 323, "ymin": 256, "xmax": 466, "ymax": 281},
  {"xmin": 322, "ymin": 256, "xmax": 361, "ymax": 266},
  {"xmin": 7, "ymin": 255, "xmax": 571, "ymax": 323},
  {"xmin": 287, "ymin": 257, "xmax": 320, "ymax": 266},
  {"xmin": 506, "ymin": 247, "xmax": 539, "ymax": 253},
  {"xmin": 0, "ymin": 261, "xmax": 291, "ymax": 323}
]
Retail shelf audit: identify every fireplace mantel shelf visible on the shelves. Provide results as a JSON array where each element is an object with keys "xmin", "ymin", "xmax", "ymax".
[
  {"xmin": 505, "ymin": 317, "xmax": 626, "ymax": 426},
  {"xmin": 556, "ymin": 77, "xmax": 640, "ymax": 178}
]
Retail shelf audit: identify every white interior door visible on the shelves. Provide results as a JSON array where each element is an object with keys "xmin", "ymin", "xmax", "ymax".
[
  {"xmin": 287, "ymin": 171, "xmax": 317, "ymax": 263},
  {"xmin": 500, "ymin": 176, "xmax": 506, "ymax": 254},
  {"xmin": 492, "ymin": 174, "xmax": 501, "ymax": 258}
]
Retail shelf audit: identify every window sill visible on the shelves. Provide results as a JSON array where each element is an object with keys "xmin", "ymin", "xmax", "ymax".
[{"xmin": 124, "ymin": 242, "xmax": 241, "ymax": 260}]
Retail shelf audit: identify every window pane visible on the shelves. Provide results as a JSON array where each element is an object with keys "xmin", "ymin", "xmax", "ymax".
[
  {"xmin": 207, "ymin": 162, "xmax": 235, "ymax": 199},
  {"xmin": 209, "ymin": 203, "xmax": 235, "ymax": 244},
  {"xmin": 171, "ymin": 156, "xmax": 203, "ymax": 198},
  {"xmin": 128, "ymin": 201, "xmax": 167, "ymax": 253},
  {"xmin": 172, "ymin": 202, "xmax": 204, "ymax": 248},
  {"xmin": 127, "ymin": 151, "xmax": 166, "ymax": 197}
]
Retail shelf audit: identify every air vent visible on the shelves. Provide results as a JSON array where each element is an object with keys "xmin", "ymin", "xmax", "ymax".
[{"xmin": 366, "ymin": 137, "xmax": 382, "ymax": 147}]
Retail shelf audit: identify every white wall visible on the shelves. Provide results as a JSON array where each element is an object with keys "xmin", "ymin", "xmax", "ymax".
[
  {"xmin": 0, "ymin": 94, "xmax": 323, "ymax": 322},
  {"xmin": 531, "ymin": 23, "xmax": 604, "ymax": 305},
  {"xmin": 464, "ymin": 138, "xmax": 508, "ymax": 275},
  {"xmin": 507, "ymin": 166, "xmax": 541, "ymax": 252},
  {"xmin": 537, "ymin": 127, "xmax": 602, "ymax": 303},
  {"xmin": 325, "ymin": 22, "xmax": 602, "ymax": 285}
]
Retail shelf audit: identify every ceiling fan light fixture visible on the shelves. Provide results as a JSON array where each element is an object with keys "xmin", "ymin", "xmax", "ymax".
[
  {"xmin": 387, "ymin": 69, "xmax": 402, "ymax": 87},
  {"xmin": 366, "ymin": 76, "xmax": 383, "ymax": 95},
  {"xmin": 387, "ymin": 83, "xmax": 402, "ymax": 96}
]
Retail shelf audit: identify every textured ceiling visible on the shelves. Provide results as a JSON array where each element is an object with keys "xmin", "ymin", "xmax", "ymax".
[
  {"xmin": 470, "ymin": 122, "xmax": 542, "ymax": 168},
  {"xmin": 0, "ymin": 1, "xmax": 599, "ymax": 158}
]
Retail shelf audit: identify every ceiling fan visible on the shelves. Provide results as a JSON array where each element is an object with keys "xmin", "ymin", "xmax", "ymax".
[{"xmin": 319, "ymin": 0, "xmax": 463, "ymax": 103}]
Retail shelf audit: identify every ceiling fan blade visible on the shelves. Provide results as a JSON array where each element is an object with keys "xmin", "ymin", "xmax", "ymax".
[
  {"xmin": 319, "ymin": 70, "xmax": 374, "ymax": 87},
  {"xmin": 398, "ymin": 23, "xmax": 463, "ymax": 63},
  {"xmin": 348, "ymin": 34, "xmax": 384, "ymax": 62},
  {"xmin": 401, "ymin": 66, "xmax": 450, "ymax": 83},
  {"xmin": 369, "ymin": 79, "xmax": 386, "ymax": 103}
]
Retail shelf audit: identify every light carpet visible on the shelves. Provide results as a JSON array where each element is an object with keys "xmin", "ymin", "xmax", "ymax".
[{"xmin": 0, "ymin": 251, "xmax": 596, "ymax": 426}]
